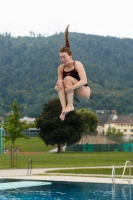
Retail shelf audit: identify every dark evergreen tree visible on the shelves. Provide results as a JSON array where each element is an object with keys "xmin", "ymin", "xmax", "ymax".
[{"xmin": 36, "ymin": 98, "xmax": 86, "ymax": 153}]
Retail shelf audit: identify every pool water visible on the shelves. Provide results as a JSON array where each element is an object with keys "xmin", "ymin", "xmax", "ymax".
[{"xmin": 0, "ymin": 179, "xmax": 132, "ymax": 200}]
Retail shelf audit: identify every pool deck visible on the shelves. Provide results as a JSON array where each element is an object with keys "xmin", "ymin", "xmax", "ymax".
[{"xmin": 0, "ymin": 167, "xmax": 132, "ymax": 185}]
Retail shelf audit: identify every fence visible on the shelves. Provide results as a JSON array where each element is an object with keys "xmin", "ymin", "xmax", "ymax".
[
  {"xmin": 66, "ymin": 134, "xmax": 133, "ymax": 152},
  {"xmin": 4, "ymin": 128, "xmax": 40, "ymax": 138}
]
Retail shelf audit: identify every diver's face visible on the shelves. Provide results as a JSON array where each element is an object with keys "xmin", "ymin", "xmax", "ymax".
[{"xmin": 60, "ymin": 52, "xmax": 72, "ymax": 65}]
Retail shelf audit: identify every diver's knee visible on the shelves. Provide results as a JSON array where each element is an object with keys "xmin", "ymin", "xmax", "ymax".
[{"xmin": 64, "ymin": 76, "xmax": 71, "ymax": 82}]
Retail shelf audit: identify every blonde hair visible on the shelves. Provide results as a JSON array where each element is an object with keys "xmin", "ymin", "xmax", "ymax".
[{"xmin": 60, "ymin": 25, "xmax": 72, "ymax": 56}]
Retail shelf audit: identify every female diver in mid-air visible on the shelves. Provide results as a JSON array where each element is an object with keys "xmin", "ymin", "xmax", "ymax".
[{"xmin": 55, "ymin": 25, "xmax": 91, "ymax": 121}]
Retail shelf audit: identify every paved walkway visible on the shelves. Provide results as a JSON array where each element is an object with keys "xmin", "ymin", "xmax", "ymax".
[
  {"xmin": 0, "ymin": 165, "xmax": 127, "ymax": 177},
  {"xmin": 0, "ymin": 166, "xmax": 132, "ymax": 184}
]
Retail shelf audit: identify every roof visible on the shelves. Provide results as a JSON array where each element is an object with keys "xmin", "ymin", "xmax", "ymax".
[
  {"xmin": 105, "ymin": 115, "xmax": 133, "ymax": 124},
  {"xmin": 20, "ymin": 116, "xmax": 35, "ymax": 124},
  {"xmin": 97, "ymin": 114, "xmax": 117, "ymax": 126}
]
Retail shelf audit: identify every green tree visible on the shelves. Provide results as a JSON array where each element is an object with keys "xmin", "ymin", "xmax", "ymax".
[
  {"xmin": 3, "ymin": 99, "xmax": 29, "ymax": 166},
  {"xmin": 106, "ymin": 127, "xmax": 123, "ymax": 142},
  {"xmin": 26, "ymin": 121, "xmax": 37, "ymax": 128},
  {"xmin": 77, "ymin": 108, "xmax": 99, "ymax": 133},
  {"xmin": 36, "ymin": 98, "xmax": 87, "ymax": 153}
]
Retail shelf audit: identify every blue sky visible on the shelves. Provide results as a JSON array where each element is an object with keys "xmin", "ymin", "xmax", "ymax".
[{"xmin": 0, "ymin": 0, "xmax": 133, "ymax": 38}]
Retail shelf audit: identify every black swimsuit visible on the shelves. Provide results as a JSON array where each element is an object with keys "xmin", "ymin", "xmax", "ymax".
[{"xmin": 63, "ymin": 61, "xmax": 89, "ymax": 87}]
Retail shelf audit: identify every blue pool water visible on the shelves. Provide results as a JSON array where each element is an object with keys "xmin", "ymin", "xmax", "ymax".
[{"xmin": 0, "ymin": 179, "xmax": 132, "ymax": 200}]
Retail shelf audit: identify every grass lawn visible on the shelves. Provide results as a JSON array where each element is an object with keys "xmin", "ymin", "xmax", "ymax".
[
  {"xmin": 45, "ymin": 167, "xmax": 133, "ymax": 176},
  {"xmin": 0, "ymin": 137, "xmax": 133, "ymax": 175},
  {"xmin": 3, "ymin": 137, "xmax": 56, "ymax": 152},
  {"xmin": 0, "ymin": 151, "xmax": 133, "ymax": 169}
]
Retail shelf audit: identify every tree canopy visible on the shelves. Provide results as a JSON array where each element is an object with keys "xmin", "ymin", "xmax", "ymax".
[
  {"xmin": 77, "ymin": 108, "xmax": 99, "ymax": 133},
  {"xmin": 0, "ymin": 32, "xmax": 133, "ymax": 117}
]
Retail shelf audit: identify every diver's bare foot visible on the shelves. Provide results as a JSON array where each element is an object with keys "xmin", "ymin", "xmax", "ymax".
[
  {"xmin": 62, "ymin": 105, "xmax": 74, "ymax": 114},
  {"xmin": 60, "ymin": 112, "xmax": 65, "ymax": 121}
]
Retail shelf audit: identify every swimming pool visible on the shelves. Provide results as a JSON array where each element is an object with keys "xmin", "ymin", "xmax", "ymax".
[{"xmin": 0, "ymin": 178, "xmax": 132, "ymax": 200}]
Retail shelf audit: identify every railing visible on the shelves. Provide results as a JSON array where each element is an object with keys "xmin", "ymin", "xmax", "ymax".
[
  {"xmin": 27, "ymin": 159, "xmax": 32, "ymax": 176},
  {"xmin": 122, "ymin": 160, "xmax": 131, "ymax": 184},
  {"xmin": 111, "ymin": 165, "xmax": 115, "ymax": 184}
]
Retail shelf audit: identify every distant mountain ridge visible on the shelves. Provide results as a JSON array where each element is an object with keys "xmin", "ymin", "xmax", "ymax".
[{"xmin": 0, "ymin": 32, "xmax": 133, "ymax": 117}]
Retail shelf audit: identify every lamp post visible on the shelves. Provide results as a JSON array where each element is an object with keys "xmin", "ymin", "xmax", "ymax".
[
  {"xmin": 0, "ymin": 126, "xmax": 2, "ymax": 154},
  {"xmin": 0, "ymin": 119, "xmax": 5, "ymax": 154}
]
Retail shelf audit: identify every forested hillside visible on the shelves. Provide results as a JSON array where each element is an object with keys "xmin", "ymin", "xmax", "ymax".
[{"xmin": 0, "ymin": 32, "xmax": 133, "ymax": 117}]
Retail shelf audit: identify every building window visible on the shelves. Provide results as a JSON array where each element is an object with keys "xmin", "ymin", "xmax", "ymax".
[
  {"xmin": 124, "ymin": 129, "xmax": 127, "ymax": 132},
  {"xmin": 121, "ymin": 124, "xmax": 123, "ymax": 126},
  {"xmin": 131, "ymin": 130, "xmax": 133, "ymax": 132}
]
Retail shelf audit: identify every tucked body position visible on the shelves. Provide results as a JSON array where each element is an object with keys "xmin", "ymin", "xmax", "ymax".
[{"xmin": 55, "ymin": 25, "xmax": 91, "ymax": 121}]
